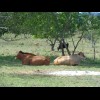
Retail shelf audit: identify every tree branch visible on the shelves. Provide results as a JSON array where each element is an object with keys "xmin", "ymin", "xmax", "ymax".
[{"xmin": 72, "ymin": 32, "xmax": 84, "ymax": 54}]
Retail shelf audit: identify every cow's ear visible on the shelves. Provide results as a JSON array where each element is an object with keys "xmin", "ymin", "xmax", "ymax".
[
  {"xmin": 19, "ymin": 51, "xmax": 23, "ymax": 53},
  {"xmin": 78, "ymin": 52, "xmax": 80, "ymax": 55}
]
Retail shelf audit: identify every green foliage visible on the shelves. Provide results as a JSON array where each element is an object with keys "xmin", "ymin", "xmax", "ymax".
[
  {"xmin": 0, "ymin": 12, "xmax": 100, "ymax": 53},
  {"xmin": 0, "ymin": 12, "xmax": 90, "ymax": 38},
  {"xmin": 0, "ymin": 28, "xmax": 8, "ymax": 36}
]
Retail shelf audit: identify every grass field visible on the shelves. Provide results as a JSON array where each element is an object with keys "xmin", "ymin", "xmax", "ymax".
[{"xmin": 0, "ymin": 34, "xmax": 100, "ymax": 87}]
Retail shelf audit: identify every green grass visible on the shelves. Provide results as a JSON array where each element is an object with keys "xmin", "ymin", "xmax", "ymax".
[
  {"xmin": 1, "ymin": 73, "xmax": 100, "ymax": 87},
  {"xmin": 0, "ymin": 34, "xmax": 100, "ymax": 87}
]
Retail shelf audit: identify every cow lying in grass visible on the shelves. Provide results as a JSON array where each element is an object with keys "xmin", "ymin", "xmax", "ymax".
[
  {"xmin": 16, "ymin": 51, "xmax": 50, "ymax": 65},
  {"xmin": 54, "ymin": 52, "xmax": 85, "ymax": 66}
]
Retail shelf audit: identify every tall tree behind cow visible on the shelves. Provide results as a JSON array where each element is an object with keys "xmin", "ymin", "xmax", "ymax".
[
  {"xmin": 1, "ymin": 12, "xmax": 100, "ymax": 57},
  {"xmin": 87, "ymin": 13, "xmax": 100, "ymax": 60}
]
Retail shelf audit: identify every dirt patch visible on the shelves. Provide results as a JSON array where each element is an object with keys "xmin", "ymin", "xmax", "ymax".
[
  {"xmin": 47, "ymin": 71, "xmax": 100, "ymax": 76},
  {"xmin": 3, "ymin": 70, "xmax": 100, "ymax": 76}
]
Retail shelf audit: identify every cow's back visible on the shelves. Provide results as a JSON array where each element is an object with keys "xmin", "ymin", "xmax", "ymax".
[
  {"xmin": 29, "ymin": 56, "xmax": 50, "ymax": 65},
  {"xmin": 54, "ymin": 54, "xmax": 82, "ymax": 65}
]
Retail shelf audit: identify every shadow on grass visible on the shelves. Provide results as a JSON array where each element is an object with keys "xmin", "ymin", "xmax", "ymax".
[
  {"xmin": 0, "ymin": 55, "xmax": 22, "ymax": 67},
  {"xmin": 0, "ymin": 72, "xmax": 51, "ymax": 79},
  {"xmin": 0, "ymin": 55, "xmax": 57, "ymax": 67},
  {"xmin": 79, "ymin": 57, "xmax": 100, "ymax": 68},
  {"xmin": 49, "ymin": 55, "xmax": 57, "ymax": 63},
  {"xmin": 0, "ymin": 72, "xmax": 53, "ymax": 87},
  {"xmin": 0, "ymin": 55, "xmax": 56, "ymax": 67}
]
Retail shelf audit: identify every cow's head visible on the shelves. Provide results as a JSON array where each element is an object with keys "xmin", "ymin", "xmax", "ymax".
[
  {"xmin": 78, "ymin": 52, "xmax": 86, "ymax": 60},
  {"xmin": 15, "ymin": 51, "xmax": 25, "ymax": 60}
]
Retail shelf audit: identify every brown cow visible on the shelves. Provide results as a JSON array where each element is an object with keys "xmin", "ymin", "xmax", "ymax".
[
  {"xmin": 16, "ymin": 51, "xmax": 50, "ymax": 65},
  {"xmin": 16, "ymin": 51, "xmax": 36, "ymax": 58},
  {"xmin": 54, "ymin": 52, "xmax": 85, "ymax": 66}
]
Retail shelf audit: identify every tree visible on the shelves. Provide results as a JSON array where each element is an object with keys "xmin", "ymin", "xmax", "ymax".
[
  {"xmin": 85, "ymin": 13, "xmax": 100, "ymax": 60},
  {"xmin": 0, "ymin": 12, "xmax": 95, "ymax": 56},
  {"xmin": 71, "ymin": 12, "xmax": 90, "ymax": 54},
  {"xmin": 0, "ymin": 12, "xmax": 11, "ymax": 36}
]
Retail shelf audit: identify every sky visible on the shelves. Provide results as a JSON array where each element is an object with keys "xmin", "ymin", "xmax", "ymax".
[{"xmin": 79, "ymin": 12, "xmax": 100, "ymax": 16}]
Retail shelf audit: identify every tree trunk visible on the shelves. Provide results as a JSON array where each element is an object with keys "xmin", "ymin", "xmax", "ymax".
[
  {"xmin": 91, "ymin": 33, "xmax": 94, "ymax": 48},
  {"xmin": 71, "ymin": 35, "xmax": 75, "ymax": 48},
  {"xmin": 93, "ymin": 42, "xmax": 96, "ymax": 61},
  {"xmin": 15, "ymin": 34, "xmax": 18, "ymax": 38},
  {"xmin": 62, "ymin": 39, "xmax": 71, "ymax": 55},
  {"xmin": 60, "ymin": 40, "xmax": 65, "ymax": 56},
  {"xmin": 52, "ymin": 38, "xmax": 57, "ymax": 51},
  {"xmin": 91, "ymin": 33, "xmax": 96, "ymax": 61},
  {"xmin": 47, "ymin": 38, "xmax": 57, "ymax": 51},
  {"xmin": 51, "ymin": 44, "xmax": 55, "ymax": 51},
  {"xmin": 72, "ymin": 32, "xmax": 84, "ymax": 54}
]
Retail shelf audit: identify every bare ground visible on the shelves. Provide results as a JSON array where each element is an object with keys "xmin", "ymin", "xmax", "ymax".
[{"xmin": 3, "ymin": 70, "xmax": 100, "ymax": 76}]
